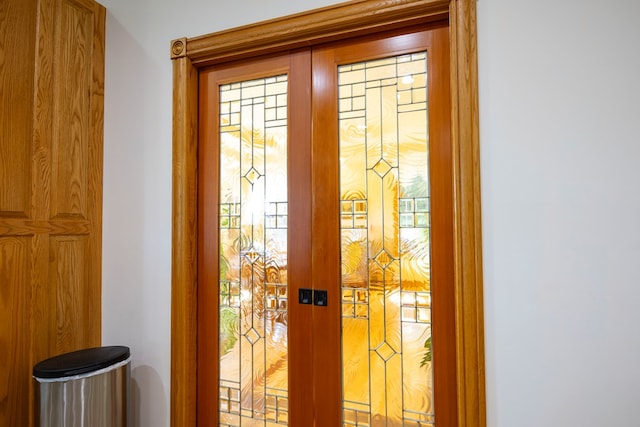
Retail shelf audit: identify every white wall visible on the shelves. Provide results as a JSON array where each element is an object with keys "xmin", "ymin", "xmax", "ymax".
[
  {"xmin": 101, "ymin": 0, "xmax": 640, "ymax": 426},
  {"xmin": 478, "ymin": 1, "xmax": 640, "ymax": 425}
]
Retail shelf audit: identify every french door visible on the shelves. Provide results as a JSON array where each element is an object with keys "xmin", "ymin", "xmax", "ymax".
[{"xmin": 197, "ymin": 23, "xmax": 455, "ymax": 427}]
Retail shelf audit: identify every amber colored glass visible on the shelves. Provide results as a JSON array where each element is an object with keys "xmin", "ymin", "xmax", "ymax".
[
  {"xmin": 339, "ymin": 52, "xmax": 435, "ymax": 427},
  {"xmin": 218, "ymin": 75, "xmax": 290, "ymax": 427}
]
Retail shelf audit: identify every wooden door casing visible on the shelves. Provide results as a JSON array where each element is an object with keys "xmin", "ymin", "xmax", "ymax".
[
  {"xmin": 171, "ymin": 1, "xmax": 485, "ymax": 426},
  {"xmin": 0, "ymin": 0, "xmax": 105, "ymax": 425}
]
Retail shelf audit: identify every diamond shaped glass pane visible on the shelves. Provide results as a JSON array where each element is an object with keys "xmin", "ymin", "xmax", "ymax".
[
  {"xmin": 372, "ymin": 158, "xmax": 392, "ymax": 177},
  {"xmin": 374, "ymin": 249, "xmax": 394, "ymax": 268},
  {"xmin": 243, "ymin": 248, "xmax": 261, "ymax": 264},
  {"xmin": 375, "ymin": 342, "xmax": 397, "ymax": 361},
  {"xmin": 245, "ymin": 328, "xmax": 261, "ymax": 345},
  {"xmin": 244, "ymin": 167, "xmax": 262, "ymax": 185}
]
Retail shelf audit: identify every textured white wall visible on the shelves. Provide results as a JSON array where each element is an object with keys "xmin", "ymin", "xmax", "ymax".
[{"xmin": 101, "ymin": 0, "xmax": 640, "ymax": 426}]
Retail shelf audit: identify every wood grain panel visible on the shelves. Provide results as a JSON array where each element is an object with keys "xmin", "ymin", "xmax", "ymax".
[
  {"xmin": 50, "ymin": 0, "xmax": 93, "ymax": 219},
  {"xmin": 0, "ymin": 237, "xmax": 30, "ymax": 426},
  {"xmin": 171, "ymin": 54, "xmax": 199, "ymax": 427},
  {"xmin": 184, "ymin": 0, "xmax": 450, "ymax": 66},
  {"xmin": 33, "ymin": 0, "xmax": 56, "ymax": 225},
  {"xmin": 0, "ymin": 219, "xmax": 91, "ymax": 236},
  {"xmin": 449, "ymin": 2, "xmax": 486, "ymax": 426},
  {"xmin": 50, "ymin": 236, "xmax": 99, "ymax": 353},
  {"xmin": 0, "ymin": 0, "xmax": 36, "ymax": 216},
  {"xmin": 0, "ymin": 0, "xmax": 105, "ymax": 425},
  {"xmin": 87, "ymin": 0, "xmax": 105, "ymax": 281},
  {"xmin": 309, "ymin": 45, "xmax": 342, "ymax": 427},
  {"xmin": 285, "ymin": 50, "xmax": 314, "ymax": 427},
  {"xmin": 425, "ymin": 25, "xmax": 459, "ymax": 427}
]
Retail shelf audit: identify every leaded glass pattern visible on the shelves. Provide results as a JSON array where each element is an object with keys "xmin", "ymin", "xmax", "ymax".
[
  {"xmin": 339, "ymin": 52, "xmax": 435, "ymax": 426},
  {"xmin": 218, "ymin": 74, "xmax": 289, "ymax": 427}
]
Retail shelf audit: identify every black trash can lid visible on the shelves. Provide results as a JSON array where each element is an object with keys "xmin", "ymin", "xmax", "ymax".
[{"xmin": 33, "ymin": 346, "xmax": 130, "ymax": 379}]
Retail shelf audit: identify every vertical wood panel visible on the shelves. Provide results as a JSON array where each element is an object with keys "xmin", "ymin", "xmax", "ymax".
[
  {"xmin": 0, "ymin": 0, "xmax": 37, "ymax": 216},
  {"xmin": 450, "ymin": 2, "xmax": 485, "ymax": 427},
  {"xmin": 88, "ymin": 2, "xmax": 105, "ymax": 298},
  {"xmin": 28, "ymin": 4, "xmax": 58, "ymax": 414},
  {"xmin": 196, "ymin": 63, "xmax": 219, "ymax": 427},
  {"xmin": 0, "ymin": 0, "xmax": 105, "ymax": 425},
  {"xmin": 310, "ymin": 46, "xmax": 342, "ymax": 427},
  {"xmin": 426, "ymin": 25, "xmax": 458, "ymax": 427},
  {"xmin": 51, "ymin": 236, "xmax": 94, "ymax": 352},
  {"xmin": 286, "ymin": 49, "xmax": 314, "ymax": 427},
  {"xmin": 29, "ymin": 233, "xmax": 53, "ymax": 427},
  {"xmin": 50, "ymin": 0, "xmax": 93, "ymax": 219},
  {"xmin": 0, "ymin": 237, "xmax": 30, "ymax": 426},
  {"xmin": 33, "ymin": 0, "xmax": 56, "ymax": 226},
  {"xmin": 171, "ymin": 52, "xmax": 199, "ymax": 427}
]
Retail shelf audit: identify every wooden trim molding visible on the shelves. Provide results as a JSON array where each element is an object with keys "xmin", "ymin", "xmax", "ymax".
[
  {"xmin": 171, "ymin": 53, "xmax": 199, "ymax": 427},
  {"xmin": 170, "ymin": 1, "xmax": 485, "ymax": 426},
  {"xmin": 170, "ymin": 37, "xmax": 188, "ymax": 59},
  {"xmin": 449, "ymin": 2, "xmax": 486, "ymax": 425},
  {"xmin": 183, "ymin": 0, "xmax": 450, "ymax": 66}
]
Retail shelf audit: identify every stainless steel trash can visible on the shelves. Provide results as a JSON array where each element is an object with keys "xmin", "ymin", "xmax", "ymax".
[{"xmin": 33, "ymin": 346, "xmax": 131, "ymax": 427}]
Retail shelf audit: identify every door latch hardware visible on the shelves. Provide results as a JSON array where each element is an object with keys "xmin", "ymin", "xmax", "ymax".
[
  {"xmin": 298, "ymin": 288, "xmax": 313, "ymax": 304},
  {"xmin": 314, "ymin": 290, "xmax": 328, "ymax": 306}
]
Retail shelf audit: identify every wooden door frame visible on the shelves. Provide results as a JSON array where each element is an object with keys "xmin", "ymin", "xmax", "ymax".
[{"xmin": 170, "ymin": 0, "xmax": 485, "ymax": 426}]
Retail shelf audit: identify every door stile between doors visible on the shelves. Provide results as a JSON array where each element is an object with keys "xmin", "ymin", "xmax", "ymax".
[
  {"xmin": 286, "ymin": 50, "xmax": 315, "ymax": 427},
  {"xmin": 310, "ymin": 46, "xmax": 343, "ymax": 427}
]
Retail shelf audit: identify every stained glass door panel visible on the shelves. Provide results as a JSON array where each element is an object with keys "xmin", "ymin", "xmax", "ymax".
[
  {"xmin": 338, "ymin": 52, "xmax": 434, "ymax": 427},
  {"xmin": 217, "ymin": 74, "xmax": 290, "ymax": 427}
]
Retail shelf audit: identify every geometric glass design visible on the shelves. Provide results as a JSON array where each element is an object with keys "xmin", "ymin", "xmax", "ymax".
[
  {"xmin": 372, "ymin": 158, "xmax": 392, "ymax": 177},
  {"xmin": 339, "ymin": 51, "xmax": 434, "ymax": 426},
  {"xmin": 244, "ymin": 167, "xmax": 262, "ymax": 185},
  {"xmin": 218, "ymin": 74, "xmax": 289, "ymax": 426},
  {"xmin": 373, "ymin": 249, "xmax": 395, "ymax": 269},
  {"xmin": 374, "ymin": 341, "xmax": 398, "ymax": 362},
  {"xmin": 245, "ymin": 327, "xmax": 261, "ymax": 345}
]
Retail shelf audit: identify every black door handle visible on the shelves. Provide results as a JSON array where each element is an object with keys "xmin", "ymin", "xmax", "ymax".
[
  {"xmin": 298, "ymin": 289, "xmax": 328, "ymax": 306},
  {"xmin": 298, "ymin": 288, "xmax": 312, "ymax": 304},
  {"xmin": 313, "ymin": 290, "xmax": 328, "ymax": 306}
]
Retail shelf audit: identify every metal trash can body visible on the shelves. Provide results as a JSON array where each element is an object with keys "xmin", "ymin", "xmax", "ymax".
[{"xmin": 33, "ymin": 346, "xmax": 131, "ymax": 427}]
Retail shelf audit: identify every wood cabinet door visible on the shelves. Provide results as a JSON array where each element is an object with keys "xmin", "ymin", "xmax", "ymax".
[
  {"xmin": 0, "ymin": 0, "xmax": 105, "ymax": 425},
  {"xmin": 197, "ymin": 24, "xmax": 455, "ymax": 427}
]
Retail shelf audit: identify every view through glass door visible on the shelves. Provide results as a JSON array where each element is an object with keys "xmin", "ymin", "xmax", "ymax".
[{"xmin": 197, "ymin": 24, "xmax": 454, "ymax": 427}]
